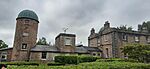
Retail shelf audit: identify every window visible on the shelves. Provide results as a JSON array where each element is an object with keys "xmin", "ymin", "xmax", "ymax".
[
  {"xmin": 122, "ymin": 34, "xmax": 127, "ymax": 41},
  {"xmin": 65, "ymin": 38, "xmax": 72, "ymax": 45},
  {"xmin": 1, "ymin": 55, "xmax": 7, "ymax": 59},
  {"xmin": 98, "ymin": 39, "xmax": 100, "ymax": 43},
  {"xmin": 98, "ymin": 53, "xmax": 101, "ymax": 56},
  {"xmin": 24, "ymin": 20, "xmax": 29, "ymax": 24},
  {"xmin": 23, "ymin": 32, "xmax": 29, "ymax": 37},
  {"xmin": 146, "ymin": 36, "xmax": 150, "ymax": 43},
  {"xmin": 41, "ymin": 52, "xmax": 47, "ymax": 59},
  {"xmin": 106, "ymin": 48, "xmax": 109, "ymax": 58},
  {"xmin": 135, "ymin": 36, "xmax": 139, "ymax": 42},
  {"xmin": 124, "ymin": 53, "xmax": 128, "ymax": 59},
  {"xmin": 21, "ymin": 43, "xmax": 27, "ymax": 50},
  {"xmin": 104, "ymin": 35, "xmax": 108, "ymax": 41},
  {"xmin": 93, "ymin": 53, "xmax": 96, "ymax": 56},
  {"xmin": 142, "ymin": 27, "xmax": 147, "ymax": 30}
]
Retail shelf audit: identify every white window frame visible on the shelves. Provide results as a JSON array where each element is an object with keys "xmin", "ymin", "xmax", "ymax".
[
  {"xmin": 146, "ymin": 36, "xmax": 150, "ymax": 43},
  {"xmin": 21, "ymin": 43, "xmax": 27, "ymax": 50},
  {"xmin": 122, "ymin": 34, "xmax": 127, "ymax": 41},
  {"xmin": 64, "ymin": 37, "xmax": 72, "ymax": 45},
  {"xmin": 23, "ymin": 32, "xmax": 29, "ymax": 37},
  {"xmin": 104, "ymin": 35, "xmax": 108, "ymax": 41},
  {"xmin": 135, "ymin": 36, "xmax": 139, "ymax": 42}
]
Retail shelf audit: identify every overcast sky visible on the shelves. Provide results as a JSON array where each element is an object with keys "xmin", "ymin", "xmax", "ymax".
[{"xmin": 0, "ymin": 0, "xmax": 150, "ymax": 47}]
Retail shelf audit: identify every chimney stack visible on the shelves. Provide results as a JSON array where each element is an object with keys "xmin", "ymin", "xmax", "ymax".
[{"xmin": 104, "ymin": 21, "xmax": 110, "ymax": 29}]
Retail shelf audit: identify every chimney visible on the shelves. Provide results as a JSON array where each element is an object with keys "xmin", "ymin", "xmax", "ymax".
[
  {"xmin": 104, "ymin": 21, "xmax": 110, "ymax": 29},
  {"xmin": 90, "ymin": 28, "xmax": 95, "ymax": 35},
  {"xmin": 138, "ymin": 24, "xmax": 142, "ymax": 31}
]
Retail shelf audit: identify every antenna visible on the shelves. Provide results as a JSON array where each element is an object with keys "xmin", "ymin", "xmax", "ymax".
[{"xmin": 62, "ymin": 27, "xmax": 68, "ymax": 33}]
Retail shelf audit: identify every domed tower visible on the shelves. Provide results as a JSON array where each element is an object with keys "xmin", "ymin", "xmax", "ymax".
[{"xmin": 11, "ymin": 10, "xmax": 39, "ymax": 61}]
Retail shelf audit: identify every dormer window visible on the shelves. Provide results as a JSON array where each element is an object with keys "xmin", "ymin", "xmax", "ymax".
[{"xmin": 142, "ymin": 27, "xmax": 147, "ymax": 30}]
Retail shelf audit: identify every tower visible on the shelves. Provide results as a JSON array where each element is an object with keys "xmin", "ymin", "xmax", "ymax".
[
  {"xmin": 11, "ymin": 10, "xmax": 39, "ymax": 61},
  {"xmin": 55, "ymin": 33, "xmax": 76, "ymax": 52}
]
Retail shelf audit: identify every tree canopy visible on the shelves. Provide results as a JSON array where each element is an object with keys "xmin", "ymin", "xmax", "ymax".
[
  {"xmin": 36, "ymin": 37, "xmax": 48, "ymax": 45},
  {"xmin": 117, "ymin": 25, "xmax": 133, "ymax": 31},
  {"xmin": 122, "ymin": 44, "xmax": 150, "ymax": 63},
  {"xmin": 0, "ymin": 40, "xmax": 8, "ymax": 49}
]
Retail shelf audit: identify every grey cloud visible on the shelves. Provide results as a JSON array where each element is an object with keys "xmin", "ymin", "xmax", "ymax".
[{"xmin": 1, "ymin": 0, "xmax": 150, "ymax": 47}]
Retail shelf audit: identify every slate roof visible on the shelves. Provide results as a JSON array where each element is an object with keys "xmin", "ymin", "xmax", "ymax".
[
  {"xmin": 83, "ymin": 46, "xmax": 102, "ymax": 52},
  {"xmin": 75, "ymin": 46, "xmax": 88, "ymax": 53},
  {"xmin": 30, "ymin": 45, "xmax": 59, "ymax": 52},
  {"xmin": 0, "ymin": 47, "xmax": 13, "ymax": 51},
  {"xmin": 30, "ymin": 45, "xmax": 102, "ymax": 53}
]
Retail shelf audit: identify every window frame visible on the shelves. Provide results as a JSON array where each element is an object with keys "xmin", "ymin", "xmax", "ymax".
[
  {"xmin": 41, "ymin": 52, "xmax": 47, "ymax": 60},
  {"xmin": 122, "ymin": 33, "xmax": 128, "ymax": 41},
  {"xmin": 134, "ymin": 36, "xmax": 139, "ymax": 42},
  {"xmin": 146, "ymin": 36, "xmax": 150, "ymax": 43},
  {"xmin": 104, "ymin": 35, "xmax": 108, "ymax": 42},
  {"xmin": 23, "ymin": 32, "xmax": 29, "ymax": 37},
  {"xmin": 21, "ymin": 43, "xmax": 27, "ymax": 50},
  {"xmin": 64, "ymin": 37, "xmax": 72, "ymax": 46}
]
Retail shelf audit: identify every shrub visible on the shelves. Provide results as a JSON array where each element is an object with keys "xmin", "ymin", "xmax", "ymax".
[
  {"xmin": 0, "ymin": 62, "xmax": 39, "ymax": 66},
  {"xmin": 96, "ymin": 58, "xmax": 139, "ymax": 63},
  {"xmin": 47, "ymin": 62, "xmax": 65, "ymax": 66},
  {"xmin": 55, "ymin": 56, "xmax": 79, "ymax": 64},
  {"xmin": 78, "ymin": 56, "xmax": 97, "ymax": 63},
  {"xmin": 54, "ymin": 56, "xmax": 98, "ymax": 64}
]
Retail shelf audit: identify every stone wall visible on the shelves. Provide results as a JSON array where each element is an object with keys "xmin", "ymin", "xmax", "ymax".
[{"xmin": 11, "ymin": 19, "xmax": 38, "ymax": 61}]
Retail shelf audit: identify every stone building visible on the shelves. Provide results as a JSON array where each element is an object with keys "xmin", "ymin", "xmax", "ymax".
[
  {"xmin": 11, "ymin": 10, "xmax": 39, "ymax": 61},
  {"xmin": 0, "ymin": 10, "xmax": 102, "ymax": 62},
  {"xmin": 88, "ymin": 21, "xmax": 150, "ymax": 58}
]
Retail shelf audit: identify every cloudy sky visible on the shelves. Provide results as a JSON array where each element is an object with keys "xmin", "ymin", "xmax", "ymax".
[{"xmin": 0, "ymin": 0, "xmax": 150, "ymax": 47}]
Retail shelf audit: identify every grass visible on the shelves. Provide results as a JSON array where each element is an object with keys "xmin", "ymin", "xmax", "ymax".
[{"xmin": 7, "ymin": 61, "xmax": 150, "ymax": 69}]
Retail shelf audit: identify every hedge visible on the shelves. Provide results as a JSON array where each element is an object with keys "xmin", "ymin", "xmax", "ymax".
[
  {"xmin": 0, "ymin": 62, "xmax": 39, "ymax": 66},
  {"xmin": 55, "ymin": 56, "xmax": 79, "ymax": 64},
  {"xmin": 54, "ymin": 56, "xmax": 98, "ymax": 64},
  {"xmin": 78, "ymin": 56, "xmax": 97, "ymax": 63},
  {"xmin": 47, "ymin": 62, "xmax": 65, "ymax": 66},
  {"xmin": 7, "ymin": 62, "xmax": 150, "ymax": 69},
  {"xmin": 96, "ymin": 58, "xmax": 139, "ymax": 63}
]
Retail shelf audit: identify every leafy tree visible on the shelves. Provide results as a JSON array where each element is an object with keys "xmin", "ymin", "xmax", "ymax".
[
  {"xmin": 36, "ymin": 37, "xmax": 48, "ymax": 45},
  {"xmin": 127, "ymin": 26, "xmax": 133, "ymax": 31},
  {"xmin": 117, "ymin": 25, "xmax": 133, "ymax": 31},
  {"xmin": 142, "ymin": 21, "xmax": 150, "ymax": 33},
  {"xmin": 122, "ymin": 44, "xmax": 150, "ymax": 63},
  {"xmin": 0, "ymin": 40, "xmax": 8, "ymax": 49}
]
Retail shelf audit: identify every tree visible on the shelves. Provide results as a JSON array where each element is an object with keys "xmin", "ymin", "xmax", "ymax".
[
  {"xmin": 122, "ymin": 44, "xmax": 150, "ymax": 63},
  {"xmin": 0, "ymin": 40, "xmax": 8, "ymax": 49},
  {"xmin": 36, "ymin": 37, "xmax": 48, "ymax": 45},
  {"xmin": 117, "ymin": 25, "xmax": 133, "ymax": 31}
]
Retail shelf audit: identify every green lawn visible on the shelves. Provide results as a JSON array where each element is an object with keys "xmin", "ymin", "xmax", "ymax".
[{"xmin": 7, "ymin": 61, "xmax": 150, "ymax": 69}]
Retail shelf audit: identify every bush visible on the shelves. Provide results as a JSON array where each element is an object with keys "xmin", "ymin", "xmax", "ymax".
[
  {"xmin": 0, "ymin": 62, "xmax": 39, "ymax": 66},
  {"xmin": 54, "ymin": 56, "xmax": 98, "ymax": 64},
  {"xmin": 96, "ymin": 58, "xmax": 139, "ymax": 63},
  {"xmin": 55, "ymin": 56, "xmax": 79, "ymax": 64},
  {"xmin": 47, "ymin": 62, "xmax": 65, "ymax": 66},
  {"xmin": 78, "ymin": 56, "xmax": 97, "ymax": 63}
]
